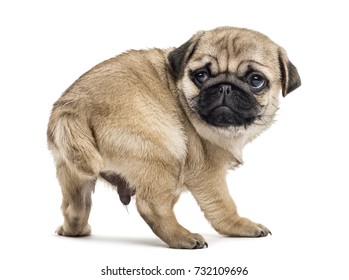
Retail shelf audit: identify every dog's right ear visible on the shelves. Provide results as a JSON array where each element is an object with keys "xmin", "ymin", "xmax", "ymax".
[{"xmin": 168, "ymin": 31, "xmax": 205, "ymax": 78}]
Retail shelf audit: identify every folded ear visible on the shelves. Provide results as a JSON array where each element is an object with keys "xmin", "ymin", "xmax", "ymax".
[
  {"xmin": 278, "ymin": 49, "xmax": 301, "ymax": 97},
  {"xmin": 168, "ymin": 31, "xmax": 205, "ymax": 78}
]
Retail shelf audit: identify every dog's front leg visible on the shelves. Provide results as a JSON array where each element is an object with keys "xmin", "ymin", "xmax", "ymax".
[
  {"xmin": 135, "ymin": 162, "xmax": 207, "ymax": 249},
  {"xmin": 187, "ymin": 168, "xmax": 271, "ymax": 237}
]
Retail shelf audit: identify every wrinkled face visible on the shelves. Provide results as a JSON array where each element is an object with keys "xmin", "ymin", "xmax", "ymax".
[
  {"xmin": 181, "ymin": 29, "xmax": 282, "ymax": 129},
  {"xmin": 169, "ymin": 27, "xmax": 300, "ymax": 133},
  {"xmin": 189, "ymin": 60, "xmax": 273, "ymax": 127}
]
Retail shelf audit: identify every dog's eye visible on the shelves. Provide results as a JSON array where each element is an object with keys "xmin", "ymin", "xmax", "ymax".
[
  {"xmin": 248, "ymin": 73, "xmax": 266, "ymax": 91},
  {"xmin": 194, "ymin": 71, "xmax": 209, "ymax": 85}
]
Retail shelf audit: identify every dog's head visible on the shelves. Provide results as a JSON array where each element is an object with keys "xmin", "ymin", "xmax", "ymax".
[{"xmin": 168, "ymin": 27, "xmax": 301, "ymax": 137}]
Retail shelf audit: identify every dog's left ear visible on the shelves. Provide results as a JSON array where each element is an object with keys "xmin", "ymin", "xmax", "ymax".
[
  {"xmin": 278, "ymin": 49, "xmax": 301, "ymax": 97},
  {"xmin": 168, "ymin": 31, "xmax": 205, "ymax": 78}
]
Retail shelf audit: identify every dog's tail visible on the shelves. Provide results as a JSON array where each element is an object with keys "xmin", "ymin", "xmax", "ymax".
[{"xmin": 47, "ymin": 112, "xmax": 103, "ymax": 177}]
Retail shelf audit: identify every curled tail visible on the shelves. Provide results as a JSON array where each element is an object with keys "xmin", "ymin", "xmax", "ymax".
[{"xmin": 47, "ymin": 112, "xmax": 103, "ymax": 177}]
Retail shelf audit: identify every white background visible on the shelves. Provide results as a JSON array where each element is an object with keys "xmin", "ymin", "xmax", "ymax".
[{"xmin": 1, "ymin": 0, "xmax": 348, "ymax": 279}]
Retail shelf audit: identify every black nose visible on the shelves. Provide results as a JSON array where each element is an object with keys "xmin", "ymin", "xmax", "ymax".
[{"xmin": 219, "ymin": 84, "xmax": 233, "ymax": 95}]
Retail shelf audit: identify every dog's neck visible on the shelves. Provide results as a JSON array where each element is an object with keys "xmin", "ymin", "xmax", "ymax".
[{"xmin": 188, "ymin": 114, "xmax": 274, "ymax": 166}]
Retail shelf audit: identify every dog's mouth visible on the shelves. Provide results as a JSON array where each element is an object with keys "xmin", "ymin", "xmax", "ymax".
[{"xmin": 199, "ymin": 105, "xmax": 256, "ymax": 127}]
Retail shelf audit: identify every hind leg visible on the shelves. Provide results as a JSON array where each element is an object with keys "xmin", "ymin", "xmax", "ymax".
[{"xmin": 56, "ymin": 162, "xmax": 96, "ymax": 237}]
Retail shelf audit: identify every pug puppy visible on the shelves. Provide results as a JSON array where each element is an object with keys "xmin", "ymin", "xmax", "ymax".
[{"xmin": 47, "ymin": 26, "xmax": 301, "ymax": 249}]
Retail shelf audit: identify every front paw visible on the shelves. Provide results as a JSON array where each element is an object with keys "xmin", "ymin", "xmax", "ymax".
[
  {"xmin": 225, "ymin": 217, "xmax": 271, "ymax": 237},
  {"xmin": 167, "ymin": 232, "xmax": 208, "ymax": 249}
]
